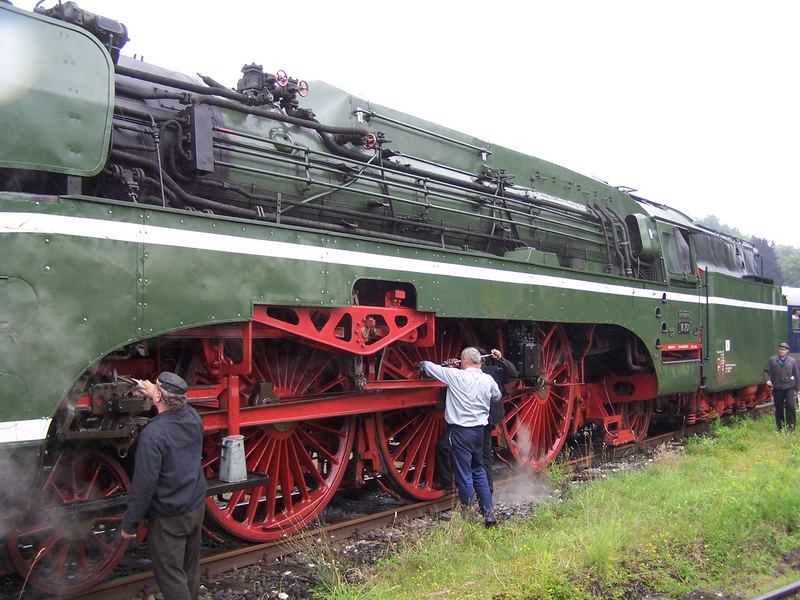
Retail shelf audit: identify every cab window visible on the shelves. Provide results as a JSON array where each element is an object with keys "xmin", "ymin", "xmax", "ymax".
[{"xmin": 663, "ymin": 227, "xmax": 692, "ymax": 275}]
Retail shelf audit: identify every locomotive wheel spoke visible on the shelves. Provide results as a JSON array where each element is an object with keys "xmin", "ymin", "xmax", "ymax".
[
  {"xmin": 243, "ymin": 489, "xmax": 262, "ymax": 527},
  {"xmin": 374, "ymin": 321, "xmax": 474, "ymax": 500},
  {"xmin": 51, "ymin": 542, "xmax": 70, "ymax": 579},
  {"xmin": 77, "ymin": 544, "xmax": 91, "ymax": 576},
  {"xmin": 375, "ymin": 409, "xmax": 445, "ymax": 499},
  {"xmin": 6, "ymin": 452, "xmax": 130, "ymax": 596},
  {"xmin": 287, "ymin": 441, "xmax": 310, "ymax": 501},
  {"xmin": 202, "ymin": 339, "xmax": 354, "ymax": 542},
  {"xmin": 297, "ymin": 426, "xmax": 338, "ymax": 464},
  {"xmin": 502, "ymin": 324, "xmax": 576, "ymax": 470},
  {"xmin": 623, "ymin": 399, "xmax": 654, "ymax": 442}
]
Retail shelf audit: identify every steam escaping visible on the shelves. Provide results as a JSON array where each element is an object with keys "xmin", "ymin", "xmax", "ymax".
[
  {"xmin": 494, "ymin": 470, "xmax": 555, "ymax": 505},
  {"xmin": 515, "ymin": 422, "xmax": 534, "ymax": 464},
  {"xmin": 0, "ymin": 446, "xmax": 41, "ymax": 538},
  {"xmin": 494, "ymin": 421, "xmax": 556, "ymax": 504}
]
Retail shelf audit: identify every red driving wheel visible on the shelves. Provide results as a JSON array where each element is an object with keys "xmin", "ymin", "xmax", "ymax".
[
  {"xmin": 7, "ymin": 451, "xmax": 130, "ymax": 595},
  {"xmin": 375, "ymin": 321, "xmax": 474, "ymax": 500},
  {"xmin": 622, "ymin": 399, "xmax": 654, "ymax": 442},
  {"xmin": 198, "ymin": 339, "xmax": 355, "ymax": 542},
  {"xmin": 502, "ymin": 324, "xmax": 576, "ymax": 469}
]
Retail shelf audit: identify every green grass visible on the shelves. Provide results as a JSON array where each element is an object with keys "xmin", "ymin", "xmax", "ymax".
[{"xmin": 317, "ymin": 416, "xmax": 800, "ymax": 599}]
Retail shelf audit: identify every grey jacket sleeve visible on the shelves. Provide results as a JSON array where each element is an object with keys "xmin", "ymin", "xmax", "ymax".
[{"xmin": 498, "ymin": 357, "xmax": 519, "ymax": 383}]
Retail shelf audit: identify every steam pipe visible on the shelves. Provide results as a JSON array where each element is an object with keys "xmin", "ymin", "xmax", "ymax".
[
  {"xmin": 595, "ymin": 204, "xmax": 625, "ymax": 271},
  {"xmin": 194, "ymin": 96, "xmax": 367, "ymax": 136},
  {"xmin": 114, "ymin": 67, "xmax": 369, "ymax": 137},
  {"xmin": 217, "ymin": 131, "xmax": 607, "ymax": 242},
  {"xmin": 161, "ymin": 153, "xmax": 489, "ymax": 243},
  {"xmin": 115, "ymin": 65, "xmax": 252, "ymax": 104},
  {"xmin": 595, "ymin": 203, "xmax": 630, "ymax": 276},
  {"xmin": 604, "ymin": 204, "xmax": 636, "ymax": 276},
  {"xmin": 111, "ymin": 149, "xmax": 259, "ymax": 217},
  {"xmin": 114, "ymin": 66, "xmax": 612, "ymax": 253},
  {"xmin": 589, "ymin": 205, "xmax": 615, "ymax": 272},
  {"xmin": 155, "ymin": 135, "xmax": 524, "ymax": 248},
  {"xmin": 119, "ymin": 83, "xmax": 606, "ymax": 245},
  {"xmin": 113, "ymin": 70, "xmax": 624, "ymax": 262},
  {"xmin": 109, "ymin": 149, "xmax": 485, "ymax": 250}
]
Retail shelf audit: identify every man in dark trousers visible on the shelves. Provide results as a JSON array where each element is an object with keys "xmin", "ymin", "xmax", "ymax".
[
  {"xmin": 764, "ymin": 342, "xmax": 800, "ymax": 432},
  {"xmin": 121, "ymin": 372, "xmax": 207, "ymax": 600},
  {"xmin": 419, "ymin": 347, "xmax": 501, "ymax": 527},
  {"xmin": 435, "ymin": 348, "xmax": 518, "ymax": 493}
]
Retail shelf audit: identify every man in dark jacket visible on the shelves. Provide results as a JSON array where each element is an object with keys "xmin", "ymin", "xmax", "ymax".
[
  {"xmin": 121, "ymin": 372, "xmax": 206, "ymax": 600},
  {"xmin": 764, "ymin": 342, "xmax": 800, "ymax": 432},
  {"xmin": 434, "ymin": 348, "xmax": 518, "ymax": 493}
]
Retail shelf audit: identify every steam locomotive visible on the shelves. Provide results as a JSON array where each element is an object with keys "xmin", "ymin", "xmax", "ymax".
[{"xmin": 0, "ymin": 1, "xmax": 783, "ymax": 594}]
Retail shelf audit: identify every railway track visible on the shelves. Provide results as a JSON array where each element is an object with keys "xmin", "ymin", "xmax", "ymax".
[
  {"xmin": 6, "ymin": 404, "xmax": 771, "ymax": 600},
  {"xmin": 74, "ymin": 408, "xmax": 773, "ymax": 600}
]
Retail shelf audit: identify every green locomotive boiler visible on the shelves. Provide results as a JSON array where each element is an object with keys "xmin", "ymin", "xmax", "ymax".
[{"xmin": 0, "ymin": 1, "xmax": 783, "ymax": 593}]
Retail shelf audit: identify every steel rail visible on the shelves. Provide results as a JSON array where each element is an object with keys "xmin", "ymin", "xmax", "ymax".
[
  {"xmin": 76, "ymin": 495, "xmax": 458, "ymax": 600},
  {"xmin": 751, "ymin": 580, "xmax": 800, "ymax": 600}
]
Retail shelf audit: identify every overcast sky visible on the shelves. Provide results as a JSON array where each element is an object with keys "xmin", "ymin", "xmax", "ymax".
[{"xmin": 17, "ymin": 1, "xmax": 800, "ymax": 247}]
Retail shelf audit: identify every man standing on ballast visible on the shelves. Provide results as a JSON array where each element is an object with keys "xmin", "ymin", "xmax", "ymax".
[
  {"xmin": 418, "ymin": 347, "xmax": 501, "ymax": 527},
  {"xmin": 435, "ymin": 348, "xmax": 518, "ymax": 493},
  {"xmin": 121, "ymin": 372, "xmax": 206, "ymax": 600},
  {"xmin": 764, "ymin": 342, "xmax": 800, "ymax": 432}
]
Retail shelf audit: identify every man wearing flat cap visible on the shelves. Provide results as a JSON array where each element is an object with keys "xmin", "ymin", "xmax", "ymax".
[
  {"xmin": 121, "ymin": 372, "xmax": 206, "ymax": 600},
  {"xmin": 764, "ymin": 343, "xmax": 800, "ymax": 432}
]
